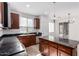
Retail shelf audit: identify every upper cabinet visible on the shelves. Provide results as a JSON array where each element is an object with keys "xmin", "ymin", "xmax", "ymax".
[
  {"xmin": 0, "ymin": 2, "xmax": 8, "ymax": 27},
  {"xmin": 0, "ymin": 2, "xmax": 4, "ymax": 25},
  {"xmin": 34, "ymin": 17, "xmax": 40, "ymax": 29},
  {"xmin": 11, "ymin": 13, "xmax": 19, "ymax": 29}
]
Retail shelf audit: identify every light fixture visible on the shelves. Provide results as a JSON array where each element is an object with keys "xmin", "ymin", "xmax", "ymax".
[
  {"xmin": 68, "ymin": 13, "xmax": 71, "ymax": 23},
  {"xmin": 67, "ymin": 13, "xmax": 74, "ymax": 23},
  {"xmin": 26, "ymin": 4, "xmax": 30, "ymax": 8},
  {"xmin": 53, "ymin": 2, "xmax": 56, "ymax": 23}
]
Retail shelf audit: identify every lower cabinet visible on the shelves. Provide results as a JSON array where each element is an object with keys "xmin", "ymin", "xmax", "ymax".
[
  {"xmin": 49, "ymin": 46, "xmax": 57, "ymax": 56},
  {"xmin": 40, "ymin": 43, "xmax": 49, "ymax": 56},
  {"xmin": 17, "ymin": 34, "xmax": 36, "ymax": 47},
  {"xmin": 58, "ymin": 50, "xmax": 70, "ymax": 56},
  {"xmin": 58, "ymin": 44, "xmax": 72, "ymax": 56},
  {"xmin": 39, "ymin": 38, "xmax": 73, "ymax": 56}
]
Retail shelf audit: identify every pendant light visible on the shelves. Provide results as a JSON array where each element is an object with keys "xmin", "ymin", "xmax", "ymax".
[
  {"xmin": 67, "ymin": 13, "xmax": 74, "ymax": 23},
  {"xmin": 53, "ymin": 2, "xmax": 56, "ymax": 23}
]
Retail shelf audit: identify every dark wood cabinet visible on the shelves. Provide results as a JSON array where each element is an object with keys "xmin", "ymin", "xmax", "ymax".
[
  {"xmin": 34, "ymin": 18, "xmax": 40, "ymax": 29},
  {"xmin": 11, "ymin": 13, "xmax": 19, "ymax": 29},
  {"xmin": 58, "ymin": 44, "xmax": 72, "ymax": 56},
  {"xmin": 0, "ymin": 2, "xmax": 3, "ymax": 24},
  {"xmin": 49, "ymin": 46, "xmax": 57, "ymax": 56},
  {"xmin": 49, "ymin": 42, "xmax": 57, "ymax": 56},
  {"xmin": 39, "ymin": 39, "xmax": 58, "ymax": 56},
  {"xmin": 40, "ymin": 42, "xmax": 49, "ymax": 56},
  {"xmin": 39, "ymin": 38, "xmax": 73, "ymax": 56},
  {"xmin": 0, "ymin": 2, "xmax": 8, "ymax": 27},
  {"xmin": 58, "ymin": 50, "xmax": 70, "ymax": 56},
  {"xmin": 17, "ymin": 34, "xmax": 36, "ymax": 47}
]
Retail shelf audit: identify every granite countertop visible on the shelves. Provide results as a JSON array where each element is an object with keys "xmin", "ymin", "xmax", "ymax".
[
  {"xmin": 39, "ymin": 35, "xmax": 79, "ymax": 48},
  {"xmin": 0, "ymin": 36, "xmax": 27, "ymax": 56},
  {"xmin": 0, "ymin": 28, "xmax": 40, "ymax": 37}
]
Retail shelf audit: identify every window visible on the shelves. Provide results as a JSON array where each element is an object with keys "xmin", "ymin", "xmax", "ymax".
[
  {"xmin": 19, "ymin": 16, "xmax": 34, "ymax": 27},
  {"xmin": 19, "ymin": 16, "xmax": 28, "ymax": 27},
  {"xmin": 49, "ymin": 22, "xmax": 54, "ymax": 32},
  {"xmin": 28, "ymin": 18, "xmax": 34, "ymax": 27}
]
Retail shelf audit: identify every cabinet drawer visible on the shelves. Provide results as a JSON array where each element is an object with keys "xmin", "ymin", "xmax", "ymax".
[
  {"xmin": 48, "ymin": 41, "xmax": 57, "ymax": 48},
  {"xmin": 58, "ymin": 50, "xmax": 71, "ymax": 56},
  {"xmin": 39, "ymin": 38, "xmax": 57, "ymax": 48},
  {"xmin": 58, "ymin": 44, "xmax": 72, "ymax": 55},
  {"xmin": 39, "ymin": 38, "xmax": 48, "ymax": 44}
]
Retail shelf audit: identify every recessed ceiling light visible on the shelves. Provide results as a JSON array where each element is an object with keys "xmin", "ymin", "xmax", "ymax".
[{"xmin": 26, "ymin": 4, "xmax": 30, "ymax": 8}]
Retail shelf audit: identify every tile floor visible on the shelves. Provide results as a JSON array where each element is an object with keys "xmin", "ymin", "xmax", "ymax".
[{"xmin": 26, "ymin": 44, "xmax": 42, "ymax": 56}]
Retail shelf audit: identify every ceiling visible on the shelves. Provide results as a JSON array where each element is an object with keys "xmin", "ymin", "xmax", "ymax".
[{"xmin": 8, "ymin": 2, "xmax": 79, "ymax": 16}]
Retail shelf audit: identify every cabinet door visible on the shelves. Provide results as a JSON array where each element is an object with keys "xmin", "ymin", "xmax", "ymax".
[
  {"xmin": 40, "ymin": 43, "xmax": 49, "ymax": 56},
  {"xmin": 17, "ymin": 35, "xmax": 36, "ymax": 47},
  {"xmin": 18, "ymin": 36, "xmax": 30, "ymax": 47},
  {"xmin": 0, "ymin": 2, "xmax": 4, "ymax": 25},
  {"xmin": 58, "ymin": 44, "xmax": 72, "ymax": 56},
  {"xmin": 58, "ymin": 50, "xmax": 70, "ymax": 56},
  {"xmin": 11, "ymin": 13, "xmax": 19, "ymax": 29},
  {"xmin": 49, "ymin": 46, "xmax": 57, "ymax": 56},
  {"xmin": 34, "ymin": 18, "xmax": 40, "ymax": 29},
  {"xmin": 0, "ymin": 3, "xmax": 2, "ymax": 23},
  {"xmin": 29, "ymin": 35, "xmax": 36, "ymax": 45},
  {"xmin": 0, "ymin": 2, "xmax": 8, "ymax": 27}
]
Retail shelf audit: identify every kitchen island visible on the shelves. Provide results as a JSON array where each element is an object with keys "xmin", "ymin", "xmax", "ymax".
[{"xmin": 39, "ymin": 35, "xmax": 79, "ymax": 56}]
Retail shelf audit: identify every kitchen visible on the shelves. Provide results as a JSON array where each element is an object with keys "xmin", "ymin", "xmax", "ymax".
[{"xmin": 0, "ymin": 2, "xmax": 79, "ymax": 56}]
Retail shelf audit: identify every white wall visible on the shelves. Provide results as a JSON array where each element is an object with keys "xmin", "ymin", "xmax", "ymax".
[
  {"xmin": 39, "ymin": 15, "xmax": 49, "ymax": 36},
  {"xmin": 69, "ymin": 17, "xmax": 79, "ymax": 41},
  {"xmin": 49, "ymin": 14, "xmax": 79, "ymax": 41}
]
